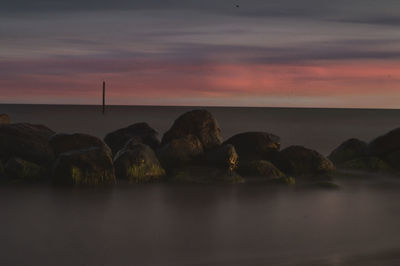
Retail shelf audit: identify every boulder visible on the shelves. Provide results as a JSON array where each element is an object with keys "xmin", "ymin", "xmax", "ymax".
[
  {"xmin": 384, "ymin": 150, "xmax": 400, "ymax": 170},
  {"xmin": 104, "ymin": 123, "xmax": 160, "ymax": 155},
  {"xmin": 239, "ymin": 160, "xmax": 285, "ymax": 179},
  {"xmin": 0, "ymin": 123, "xmax": 55, "ymax": 165},
  {"xmin": 280, "ymin": 145, "xmax": 335, "ymax": 177},
  {"xmin": 0, "ymin": 114, "xmax": 10, "ymax": 124},
  {"xmin": 339, "ymin": 156, "xmax": 391, "ymax": 172},
  {"xmin": 114, "ymin": 144, "xmax": 165, "ymax": 183},
  {"xmin": 328, "ymin": 138, "xmax": 369, "ymax": 164},
  {"xmin": 205, "ymin": 144, "xmax": 238, "ymax": 171},
  {"xmin": 169, "ymin": 165, "xmax": 244, "ymax": 184},
  {"xmin": 369, "ymin": 128, "xmax": 400, "ymax": 156},
  {"xmin": 162, "ymin": 110, "xmax": 222, "ymax": 150},
  {"xmin": 157, "ymin": 135, "xmax": 204, "ymax": 170},
  {"xmin": 52, "ymin": 147, "xmax": 116, "ymax": 186},
  {"xmin": 5, "ymin": 158, "xmax": 46, "ymax": 182},
  {"xmin": 49, "ymin": 133, "xmax": 111, "ymax": 156},
  {"xmin": 223, "ymin": 132, "xmax": 280, "ymax": 161}
]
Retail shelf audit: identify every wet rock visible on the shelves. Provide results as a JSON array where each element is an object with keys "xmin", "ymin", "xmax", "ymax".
[
  {"xmin": 114, "ymin": 143, "xmax": 165, "ymax": 183},
  {"xmin": 0, "ymin": 114, "xmax": 10, "ymax": 124},
  {"xmin": 157, "ymin": 135, "xmax": 204, "ymax": 170},
  {"xmin": 205, "ymin": 144, "xmax": 238, "ymax": 171},
  {"xmin": 239, "ymin": 160, "xmax": 285, "ymax": 179},
  {"xmin": 369, "ymin": 127, "xmax": 400, "ymax": 156},
  {"xmin": 384, "ymin": 150, "xmax": 400, "ymax": 170},
  {"xmin": 169, "ymin": 165, "xmax": 244, "ymax": 184},
  {"xmin": 49, "ymin": 133, "xmax": 111, "ymax": 156},
  {"xmin": 104, "ymin": 123, "xmax": 160, "ymax": 155},
  {"xmin": 328, "ymin": 138, "xmax": 369, "ymax": 164},
  {"xmin": 52, "ymin": 147, "xmax": 116, "ymax": 186},
  {"xmin": 162, "ymin": 110, "xmax": 222, "ymax": 150},
  {"xmin": 223, "ymin": 132, "xmax": 280, "ymax": 161},
  {"xmin": 0, "ymin": 123, "xmax": 55, "ymax": 165},
  {"xmin": 339, "ymin": 156, "xmax": 391, "ymax": 172},
  {"xmin": 5, "ymin": 158, "xmax": 46, "ymax": 182},
  {"xmin": 280, "ymin": 145, "xmax": 335, "ymax": 177}
]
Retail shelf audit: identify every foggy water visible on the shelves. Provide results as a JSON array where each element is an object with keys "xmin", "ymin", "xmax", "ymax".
[{"xmin": 1, "ymin": 104, "xmax": 400, "ymax": 266}]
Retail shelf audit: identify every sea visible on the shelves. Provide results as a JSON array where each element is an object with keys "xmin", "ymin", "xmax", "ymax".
[{"xmin": 1, "ymin": 104, "xmax": 400, "ymax": 266}]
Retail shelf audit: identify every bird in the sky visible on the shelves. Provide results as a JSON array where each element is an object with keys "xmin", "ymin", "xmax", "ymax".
[{"xmin": 236, "ymin": 4, "xmax": 240, "ymax": 8}]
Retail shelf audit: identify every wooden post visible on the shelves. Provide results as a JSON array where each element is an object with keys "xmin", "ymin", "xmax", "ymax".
[{"xmin": 102, "ymin": 81, "xmax": 105, "ymax": 114}]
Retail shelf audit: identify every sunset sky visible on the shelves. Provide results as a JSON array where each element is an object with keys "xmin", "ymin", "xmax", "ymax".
[{"xmin": 1, "ymin": 0, "xmax": 400, "ymax": 108}]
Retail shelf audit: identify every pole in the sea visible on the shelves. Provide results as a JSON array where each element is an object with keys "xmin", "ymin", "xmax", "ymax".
[{"xmin": 102, "ymin": 81, "xmax": 106, "ymax": 114}]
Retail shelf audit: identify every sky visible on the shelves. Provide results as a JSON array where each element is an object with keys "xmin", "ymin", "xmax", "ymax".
[{"xmin": 1, "ymin": 0, "xmax": 400, "ymax": 108}]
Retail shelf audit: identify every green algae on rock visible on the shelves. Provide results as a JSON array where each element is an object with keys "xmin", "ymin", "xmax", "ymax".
[
  {"xmin": 114, "ymin": 143, "xmax": 165, "ymax": 183},
  {"xmin": 5, "ymin": 158, "xmax": 46, "ymax": 182},
  {"xmin": 52, "ymin": 147, "xmax": 116, "ymax": 186}
]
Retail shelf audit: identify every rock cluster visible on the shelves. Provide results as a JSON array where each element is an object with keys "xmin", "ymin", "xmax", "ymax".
[
  {"xmin": 328, "ymin": 128, "xmax": 400, "ymax": 173},
  {"xmin": 15, "ymin": 110, "xmax": 400, "ymax": 187}
]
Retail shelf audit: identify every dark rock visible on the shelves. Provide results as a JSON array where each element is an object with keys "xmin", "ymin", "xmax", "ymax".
[
  {"xmin": 223, "ymin": 132, "xmax": 280, "ymax": 161},
  {"xmin": 312, "ymin": 181, "xmax": 340, "ymax": 190},
  {"xmin": 239, "ymin": 160, "xmax": 285, "ymax": 179},
  {"xmin": 162, "ymin": 110, "xmax": 222, "ymax": 150},
  {"xmin": 369, "ymin": 128, "xmax": 400, "ymax": 156},
  {"xmin": 114, "ymin": 143, "xmax": 165, "ymax": 183},
  {"xmin": 0, "ymin": 123, "xmax": 55, "ymax": 165},
  {"xmin": 157, "ymin": 135, "xmax": 204, "ymax": 170},
  {"xmin": 0, "ymin": 114, "xmax": 10, "ymax": 124},
  {"xmin": 104, "ymin": 123, "xmax": 160, "ymax": 155},
  {"xmin": 49, "ymin": 133, "xmax": 111, "ymax": 156},
  {"xmin": 384, "ymin": 150, "xmax": 400, "ymax": 170},
  {"xmin": 169, "ymin": 165, "xmax": 244, "ymax": 184},
  {"xmin": 280, "ymin": 145, "xmax": 335, "ymax": 177},
  {"xmin": 205, "ymin": 144, "xmax": 238, "ymax": 171},
  {"xmin": 5, "ymin": 158, "xmax": 46, "ymax": 182},
  {"xmin": 328, "ymin": 138, "xmax": 369, "ymax": 164},
  {"xmin": 52, "ymin": 147, "xmax": 116, "ymax": 186},
  {"xmin": 339, "ymin": 156, "xmax": 391, "ymax": 172}
]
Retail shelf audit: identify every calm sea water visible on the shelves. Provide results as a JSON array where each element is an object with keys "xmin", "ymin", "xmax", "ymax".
[{"xmin": 1, "ymin": 104, "xmax": 400, "ymax": 266}]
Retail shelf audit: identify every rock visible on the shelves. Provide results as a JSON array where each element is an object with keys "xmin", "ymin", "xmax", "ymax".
[
  {"xmin": 49, "ymin": 133, "xmax": 111, "ymax": 156},
  {"xmin": 239, "ymin": 160, "xmax": 285, "ymax": 179},
  {"xmin": 157, "ymin": 135, "xmax": 204, "ymax": 170},
  {"xmin": 205, "ymin": 144, "xmax": 238, "ymax": 171},
  {"xmin": 104, "ymin": 123, "xmax": 160, "ymax": 155},
  {"xmin": 238, "ymin": 160, "xmax": 295, "ymax": 185},
  {"xmin": 0, "ymin": 123, "xmax": 55, "ymax": 165},
  {"xmin": 52, "ymin": 147, "xmax": 116, "ymax": 186},
  {"xmin": 223, "ymin": 132, "xmax": 280, "ymax": 161},
  {"xmin": 369, "ymin": 128, "xmax": 400, "ymax": 156},
  {"xmin": 114, "ymin": 144, "xmax": 165, "ymax": 183},
  {"xmin": 339, "ymin": 156, "xmax": 391, "ymax": 172},
  {"xmin": 280, "ymin": 146, "xmax": 335, "ymax": 177},
  {"xmin": 0, "ymin": 114, "xmax": 11, "ymax": 124},
  {"xmin": 312, "ymin": 181, "xmax": 340, "ymax": 190},
  {"xmin": 162, "ymin": 110, "xmax": 222, "ymax": 150},
  {"xmin": 5, "ymin": 158, "xmax": 46, "ymax": 182},
  {"xmin": 384, "ymin": 150, "xmax": 400, "ymax": 170},
  {"xmin": 169, "ymin": 165, "xmax": 244, "ymax": 184},
  {"xmin": 328, "ymin": 138, "xmax": 369, "ymax": 164}
]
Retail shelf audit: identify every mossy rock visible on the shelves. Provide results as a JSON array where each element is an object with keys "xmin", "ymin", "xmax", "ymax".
[
  {"xmin": 162, "ymin": 109, "xmax": 222, "ymax": 151},
  {"xmin": 239, "ymin": 160, "xmax": 285, "ymax": 178},
  {"xmin": 104, "ymin": 122, "xmax": 160, "ymax": 155},
  {"xmin": 52, "ymin": 147, "xmax": 116, "ymax": 186},
  {"xmin": 280, "ymin": 145, "xmax": 335, "ymax": 177},
  {"xmin": 339, "ymin": 156, "xmax": 391, "ymax": 172},
  {"xmin": 169, "ymin": 165, "xmax": 244, "ymax": 184},
  {"xmin": 5, "ymin": 158, "xmax": 46, "ymax": 182},
  {"xmin": 114, "ymin": 143, "xmax": 165, "ymax": 183},
  {"xmin": 157, "ymin": 134, "xmax": 204, "ymax": 170},
  {"xmin": 328, "ymin": 138, "xmax": 369, "ymax": 164},
  {"xmin": 205, "ymin": 144, "xmax": 238, "ymax": 171},
  {"xmin": 0, "ymin": 114, "xmax": 11, "ymax": 124}
]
